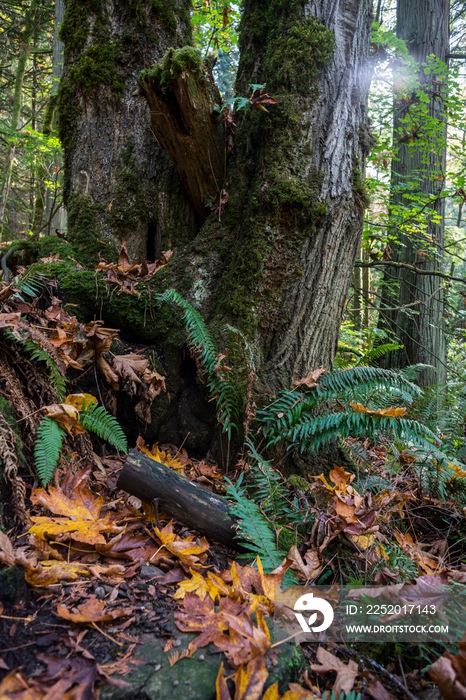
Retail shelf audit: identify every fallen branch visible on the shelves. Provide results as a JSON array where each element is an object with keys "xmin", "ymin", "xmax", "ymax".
[{"xmin": 117, "ymin": 449, "xmax": 242, "ymax": 550}]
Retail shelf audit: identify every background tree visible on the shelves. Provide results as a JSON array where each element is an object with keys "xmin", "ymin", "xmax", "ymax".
[{"xmin": 377, "ymin": 0, "xmax": 450, "ymax": 386}]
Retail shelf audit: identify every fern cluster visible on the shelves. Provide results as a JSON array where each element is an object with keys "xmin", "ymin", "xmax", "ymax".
[
  {"xmin": 156, "ymin": 289, "xmax": 240, "ymax": 437},
  {"xmin": 34, "ymin": 401, "xmax": 127, "ymax": 486},
  {"xmin": 257, "ymin": 366, "xmax": 435, "ymax": 453}
]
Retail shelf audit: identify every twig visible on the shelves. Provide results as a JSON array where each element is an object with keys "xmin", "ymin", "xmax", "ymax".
[{"xmin": 91, "ymin": 621, "xmax": 123, "ymax": 647}]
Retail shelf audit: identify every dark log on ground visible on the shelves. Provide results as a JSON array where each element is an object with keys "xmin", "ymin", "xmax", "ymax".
[{"xmin": 118, "ymin": 449, "xmax": 242, "ymax": 550}]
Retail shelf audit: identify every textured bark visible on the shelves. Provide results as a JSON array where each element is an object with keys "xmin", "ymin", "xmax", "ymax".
[
  {"xmin": 140, "ymin": 51, "xmax": 224, "ymax": 222},
  {"xmin": 379, "ymin": 0, "xmax": 449, "ymax": 387},
  {"xmin": 59, "ymin": 0, "xmax": 373, "ymax": 452},
  {"xmin": 174, "ymin": 0, "xmax": 373, "ymax": 393},
  {"xmin": 59, "ymin": 0, "xmax": 197, "ymax": 264}
]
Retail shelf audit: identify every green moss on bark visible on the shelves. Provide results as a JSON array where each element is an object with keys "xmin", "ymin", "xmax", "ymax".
[
  {"xmin": 58, "ymin": 0, "xmax": 124, "ymax": 203},
  {"xmin": 139, "ymin": 46, "xmax": 205, "ymax": 90},
  {"xmin": 208, "ymin": 3, "xmax": 335, "ymax": 337},
  {"xmin": 59, "ymin": 268, "xmax": 186, "ymax": 346},
  {"xmin": 66, "ymin": 194, "xmax": 118, "ymax": 267},
  {"xmin": 237, "ymin": 0, "xmax": 334, "ymax": 93}
]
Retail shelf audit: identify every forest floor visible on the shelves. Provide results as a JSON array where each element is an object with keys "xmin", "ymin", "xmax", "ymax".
[
  {"xmin": 0, "ymin": 445, "xmax": 455, "ymax": 700},
  {"xmin": 0, "ymin": 255, "xmax": 465, "ymax": 699}
]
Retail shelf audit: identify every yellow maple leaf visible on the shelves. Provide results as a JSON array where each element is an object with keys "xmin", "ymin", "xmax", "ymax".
[
  {"xmin": 29, "ymin": 483, "xmax": 121, "ymax": 545},
  {"xmin": 64, "ymin": 392, "xmax": 98, "ymax": 411},
  {"xmin": 136, "ymin": 438, "xmax": 185, "ymax": 472},
  {"xmin": 350, "ymin": 402, "xmax": 407, "ymax": 417},
  {"xmin": 175, "ymin": 568, "xmax": 229, "ymax": 601},
  {"xmin": 154, "ymin": 520, "xmax": 209, "ymax": 565}
]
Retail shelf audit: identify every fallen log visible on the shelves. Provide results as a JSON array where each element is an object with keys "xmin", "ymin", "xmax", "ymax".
[{"xmin": 117, "ymin": 449, "xmax": 242, "ymax": 550}]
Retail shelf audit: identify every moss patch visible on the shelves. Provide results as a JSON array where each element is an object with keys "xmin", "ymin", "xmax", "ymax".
[
  {"xmin": 58, "ymin": 0, "xmax": 124, "ymax": 202},
  {"xmin": 139, "ymin": 46, "xmax": 205, "ymax": 91}
]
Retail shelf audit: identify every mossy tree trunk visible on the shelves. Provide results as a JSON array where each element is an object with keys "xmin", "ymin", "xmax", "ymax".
[
  {"xmin": 378, "ymin": 0, "xmax": 449, "ymax": 387},
  {"xmin": 59, "ymin": 0, "xmax": 372, "ymax": 454},
  {"xmin": 59, "ymin": 0, "xmax": 197, "ymax": 266}
]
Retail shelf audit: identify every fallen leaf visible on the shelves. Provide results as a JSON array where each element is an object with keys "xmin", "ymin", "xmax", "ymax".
[
  {"xmin": 287, "ymin": 545, "xmax": 322, "ymax": 583},
  {"xmin": 310, "ymin": 647, "xmax": 358, "ymax": 698},
  {"xmin": 57, "ymin": 595, "xmax": 132, "ymax": 624},
  {"xmin": 43, "ymin": 402, "xmax": 85, "ymax": 436},
  {"xmin": 232, "ymin": 655, "xmax": 269, "ymax": 700},
  {"xmin": 30, "ymin": 482, "xmax": 121, "ymax": 546},
  {"xmin": 291, "ymin": 367, "xmax": 326, "ymax": 390},
  {"xmin": 350, "ymin": 402, "xmax": 407, "ymax": 417},
  {"xmin": 154, "ymin": 520, "xmax": 210, "ymax": 565},
  {"xmin": 0, "ymin": 312, "xmax": 21, "ymax": 328}
]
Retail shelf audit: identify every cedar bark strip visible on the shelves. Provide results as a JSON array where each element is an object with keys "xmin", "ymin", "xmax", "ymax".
[
  {"xmin": 140, "ymin": 50, "xmax": 224, "ymax": 222},
  {"xmin": 118, "ymin": 449, "xmax": 241, "ymax": 550}
]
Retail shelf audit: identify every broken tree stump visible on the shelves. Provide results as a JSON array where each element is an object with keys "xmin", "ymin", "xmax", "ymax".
[
  {"xmin": 117, "ymin": 449, "xmax": 242, "ymax": 550},
  {"xmin": 139, "ymin": 47, "xmax": 225, "ymax": 223}
]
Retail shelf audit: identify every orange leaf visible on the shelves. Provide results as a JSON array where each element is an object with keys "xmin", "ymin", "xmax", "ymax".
[
  {"xmin": 154, "ymin": 520, "xmax": 210, "ymax": 565},
  {"xmin": 350, "ymin": 402, "xmax": 407, "ymax": 417},
  {"xmin": 57, "ymin": 595, "xmax": 132, "ymax": 623},
  {"xmin": 233, "ymin": 655, "xmax": 269, "ymax": 700},
  {"xmin": 216, "ymin": 662, "xmax": 232, "ymax": 700},
  {"xmin": 29, "ymin": 482, "xmax": 121, "ymax": 546},
  {"xmin": 43, "ymin": 403, "xmax": 85, "ymax": 436}
]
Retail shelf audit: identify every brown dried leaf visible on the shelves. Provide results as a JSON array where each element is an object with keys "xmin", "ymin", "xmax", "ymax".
[
  {"xmin": 0, "ymin": 312, "xmax": 21, "ymax": 328},
  {"xmin": 310, "ymin": 647, "xmax": 358, "ymax": 698},
  {"xmin": 57, "ymin": 596, "xmax": 132, "ymax": 624},
  {"xmin": 291, "ymin": 367, "xmax": 326, "ymax": 390}
]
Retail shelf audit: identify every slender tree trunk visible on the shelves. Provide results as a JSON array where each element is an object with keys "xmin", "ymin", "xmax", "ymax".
[
  {"xmin": 44, "ymin": 0, "xmax": 67, "ymax": 237},
  {"xmin": 59, "ymin": 0, "xmax": 372, "ymax": 452},
  {"xmin": 0, "ymin": 3, "xmax": 38, "ymax": 238},
  {"xmin": 379, "ymin": 0, "xmax": 449, "ymax": 387}
]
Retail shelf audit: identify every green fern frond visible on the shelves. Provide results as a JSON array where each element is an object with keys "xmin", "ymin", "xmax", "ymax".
[
  {"xmin": 34, "ymin": 416, "xmax": 66, "ymax": 486},
  {"xmin": 288, "ymin": 412, "xmax": 439, "ymax": 453},
  {"xmin": 225, "ymin": 474, "xmax": 285, "ymax": 566},
  {"xmin": 355, "ymin": 343, "xmax": 403, "ymax": 366},
  {"xmin": 79, "ymin": 403, "xmax": 127, "ymax": 453},
  {"xmin": 258, "ymin": 366, "xmax": 422, "ymax": 441},
  {"xmin": 156, "ymin": 289, "xmax": 239, "ymax": 437},
  {"xmin": 4, "ymin": 328, "xmax": 67, "ymax": 400},
  {"xmin": 245, "ymin": 438, "xmax": 293, "ymax": 520},
  {"xmin": 12, "ymin": 264, "xmax": 49, "ymax": 300}
]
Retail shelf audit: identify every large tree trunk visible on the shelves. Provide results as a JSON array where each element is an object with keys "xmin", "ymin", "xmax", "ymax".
[
  {"xmin": 58, "ymin": 0, "xmax": 197, "ymax": 266},
  {"xmin": 379, "ymin": 0, "xmax": 449, "ymax": 387},
  {"xmin": 59, "ymin": 0, "xmax": 372, "ymax": 453}
]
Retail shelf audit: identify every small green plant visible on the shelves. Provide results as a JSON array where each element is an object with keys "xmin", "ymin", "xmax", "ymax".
[{"xmin": 34, "ymin": 401, "xmax": 127, "ymax": 486}]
